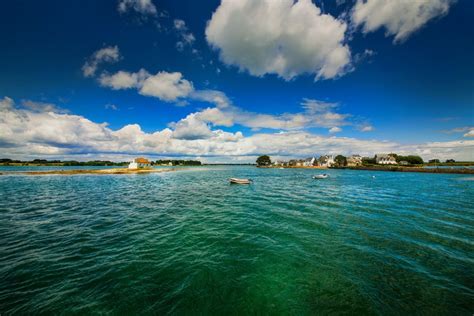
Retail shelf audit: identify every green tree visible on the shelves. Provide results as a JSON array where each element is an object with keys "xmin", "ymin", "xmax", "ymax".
[
  {"xmin": 396, "ymin": 155, "xmax": 423, "ymax": 164},
  {"xmin": 362, "ymin": 157, "xmax": 376, "ymax": 165},
  {"xmin": 256, "ymin": 155, "xmax": 272, "ymax": 166},
  {"xmin": 334, "ymin": 155, "xmax": 347, "ymax": 167}
]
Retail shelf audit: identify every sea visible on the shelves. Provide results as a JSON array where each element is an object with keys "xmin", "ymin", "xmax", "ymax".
[{"xmin": 0, "ymin": 166, "xmax": 473, "ymax": 314}]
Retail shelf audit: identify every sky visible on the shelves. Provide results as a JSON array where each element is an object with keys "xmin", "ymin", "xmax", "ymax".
[{"xmin": 0, "ymin": 0, "xmax": 473, "ymax": 162}]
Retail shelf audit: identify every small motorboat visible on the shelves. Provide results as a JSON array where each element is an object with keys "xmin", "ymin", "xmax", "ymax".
[
  {"xmin": 313, "ymin": 174, "xmax": 329, "ymax": 179},
  {"xmin": 229, "ymin": 178, "xmax": 253, "ymax": 184}
]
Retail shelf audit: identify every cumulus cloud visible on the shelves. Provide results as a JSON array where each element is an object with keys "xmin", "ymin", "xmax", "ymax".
[
  {"xmin": 82, "ymin": 46, "xmax": 121, "ymax": 77},
  {"xmin": 99, "ymin": 69, "xmax": 193, "ymax": 102},
  {"xmin": 352, "ymin": 0, "xmax": 454, "ymax": 42},
  {"xmin": 99, "ymin": 69, "xmax": 147, "ymax": 90},
  {"xmin": 117, "ymin": 0, "xmax": 157, "ymax": 15},
  {"xmin": 205, "ymin": 0, "xmax": 351, "ymax": 80},
  {"xmin": 1, "ymin": 96, "xmax": 472, "ymax": 162},
  {"xmin": 174, "ymin": 98, "xmax": 360, "ymax": 132},
  {"xmin": 98, "ymin": 69, "xmax": 231, "ymax": 108},
  {"xmin": 213, "ymin": 98, "xmax": 351, "ymax": 131},
  {"xmin": 96, "ymin": 66, "xmax": 368, "ymax": 132},
  {"xmin": 170, "ymin": 113, "xmax": 213, "ymax": 140},
  {"xmin": 140, "ymin": 72, "xmax": 194, "ymax": 101},
  {"xmin": 329, "ymin": 127, "xmax": 342, "ymax": 134}
]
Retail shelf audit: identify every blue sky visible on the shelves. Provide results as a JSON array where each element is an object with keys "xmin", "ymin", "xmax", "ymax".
[{"xmin": 0, "ymin": 0, "xmax": 473, "ymax": 162}]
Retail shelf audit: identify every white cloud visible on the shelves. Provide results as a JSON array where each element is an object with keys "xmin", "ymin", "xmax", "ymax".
[
  {"xmin": 98, "ymin": 69, "xmax": 231, "ymax": 108},
  {"xmin": 117, "ymin": 0, "xmax": 157, "ymax": 15},
  {"xmin": 190, "ymin": 90, "xmax": 231, "ymax": 108},
  {"xmin": 464, "ymin": 130, "xmax": 474, "ymax": 138},
  {"xmin": 0, "ymin": 96, "xmax": 14, "ymax": 110},
  {"xmin": 169, "ymin": 113, "xmax": 213, "ymax": 140},
  {"xmin": 205, "ymin": 0, "xmax": 351, "ymax": 80},
  {"xmin": 352, "ymin": 0, "xmax": 454, "ymax": 42},
  {"xmin": 96, "ymin": 67, "xmax": 369, "ymax": 132},
  {"xmin": 195, "ymin": 98, "xmax": 351, "ymax": 131},
  {"xmin": 329, "ymin": 127, "xmax": 342, "ymax": 133},
  {"xmin": 195, "ymin": 107, "xmax": 234, "ymax": 127},
  {"xmin": 82, "ymin": 46, "xmax": 121, "ymax": 77},
  {"xmin": 1, "ymin": 96, "xmax": 473, "ymax": 162},
  {"xmin": 140, "ymin": 72, "xmax": 194, "ymax": 101},
  {"xmin": 99, "ymin": 69, "xmax": 193, "ymax": 102},
  {"xmin": 359, "ymin": 125, "xmax": 374, "ymax": 132},
  {"xmin": 99, "ymin": 69, "xmax": 148, "ymax": 90}
]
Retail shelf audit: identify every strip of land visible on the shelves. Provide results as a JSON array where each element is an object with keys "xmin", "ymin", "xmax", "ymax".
[
  {"xmin": 0, "ymin": 168, "xmax": 176, "ymax": 176},
  {"xmin": 260, "ymin": 165, "xmax": 474, "ymax": 174}
]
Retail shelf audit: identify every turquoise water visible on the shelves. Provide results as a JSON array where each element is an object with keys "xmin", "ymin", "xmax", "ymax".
[{"xmin": 0, "ymin": 166, "xmax": 473, "ymax": 314}]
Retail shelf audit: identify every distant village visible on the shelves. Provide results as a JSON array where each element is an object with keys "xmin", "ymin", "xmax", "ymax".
[{"xmin": 265, "ymin": 153, "xmax": 451, "ymax": 168}]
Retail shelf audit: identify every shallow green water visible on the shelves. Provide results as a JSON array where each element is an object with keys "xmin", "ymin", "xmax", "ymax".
[{"xmin": 0, "ymin": 166, "xmax": 473, "ymax": 314}]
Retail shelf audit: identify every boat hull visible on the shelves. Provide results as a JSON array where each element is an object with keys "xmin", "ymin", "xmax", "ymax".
[{"xmin": 229, "ymin": 178, "xmax": 252, "ymax": 184}]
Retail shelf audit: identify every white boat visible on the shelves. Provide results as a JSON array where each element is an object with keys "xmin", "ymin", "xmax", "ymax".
[
  {"xmin": 313, "ymin": 174, "xmax": 329, "ymax": 179},
  {"xmin": 229, "ymin": 178, "xmax": 253, "ymax": 184}
]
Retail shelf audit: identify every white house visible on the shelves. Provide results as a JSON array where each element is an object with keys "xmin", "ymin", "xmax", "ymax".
[
  {"xmin": 375, "ymin": 154, "xmax": 397, "ymax": 165},
  {"xmin": 295, "ymin": 159, "xmax": 305, "ymax": 167},
  {"xmin": 303, "ymin": 157, "xmax": 316, "ymax": 167},
  {"xmin": 318, "ymin": 155, "xmax": 335, "ymax": 167},
  {"xmin": 128, "ymin": 157, "xmax": 151, "ymax": 169},
  {"xmin": 347, "ymin": 155, "xmax": 363, "ymax": 167}
]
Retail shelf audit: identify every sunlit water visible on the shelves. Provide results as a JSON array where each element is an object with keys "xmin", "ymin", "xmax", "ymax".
[{"xmin": 0, "ymin": 166, "xmax": 473, "ymax": 314}]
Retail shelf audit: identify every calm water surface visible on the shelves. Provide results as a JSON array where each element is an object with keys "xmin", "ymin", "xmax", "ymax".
[{"xmin": 0, "ymin": 166, "xmax": 473, "ymax": 314}]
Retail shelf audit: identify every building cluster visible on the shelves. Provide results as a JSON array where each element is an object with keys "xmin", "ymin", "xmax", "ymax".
[
  {"xmin": 273, "ymin": 154, "xmax": 362, "ymax": 167},
  {"xmin": 272, "ymin": 153, "xmax": 399, "ymax": 168}
]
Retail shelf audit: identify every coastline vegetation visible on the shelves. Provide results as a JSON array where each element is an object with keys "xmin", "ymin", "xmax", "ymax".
[
  {"xmin": 0, "ymin": 168, "xmax": 177, "ymax": 176},
  {"xmin": 0, "ymin": 158, "xmax": 202, "ymax": 167},
  {"xmin": 256, "ymin": 154, "xmax": 474, "ymax": 174}
]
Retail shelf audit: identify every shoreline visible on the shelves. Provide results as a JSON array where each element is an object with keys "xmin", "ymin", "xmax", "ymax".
[
  {"xmin": 337, "ymin": 166, "xmax": 474, "ymax": 174},
  {"xmin": 260, "ymin": 165, "xmax": 474, "ymax": 174},
  {"xmin": 258, "ymin": 166, "xmax": 328, "ymax": 169},
  {"xmin": 0, "ymin": 168, "xmax": 177, "ymax": 176}
]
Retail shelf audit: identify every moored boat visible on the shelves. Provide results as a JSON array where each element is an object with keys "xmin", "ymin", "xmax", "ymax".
[
  {"xmin": 229, "ymin": 178, "xmax": 252, "ymax": 184},
  {"xmin": 313, "ymin": 174, "xmax": 329, "ymax": 179}
]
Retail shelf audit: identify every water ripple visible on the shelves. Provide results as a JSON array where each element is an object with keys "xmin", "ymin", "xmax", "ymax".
[{"xmin": 0, "ymin": 167, "xmax": 473, "ymax": 314}]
